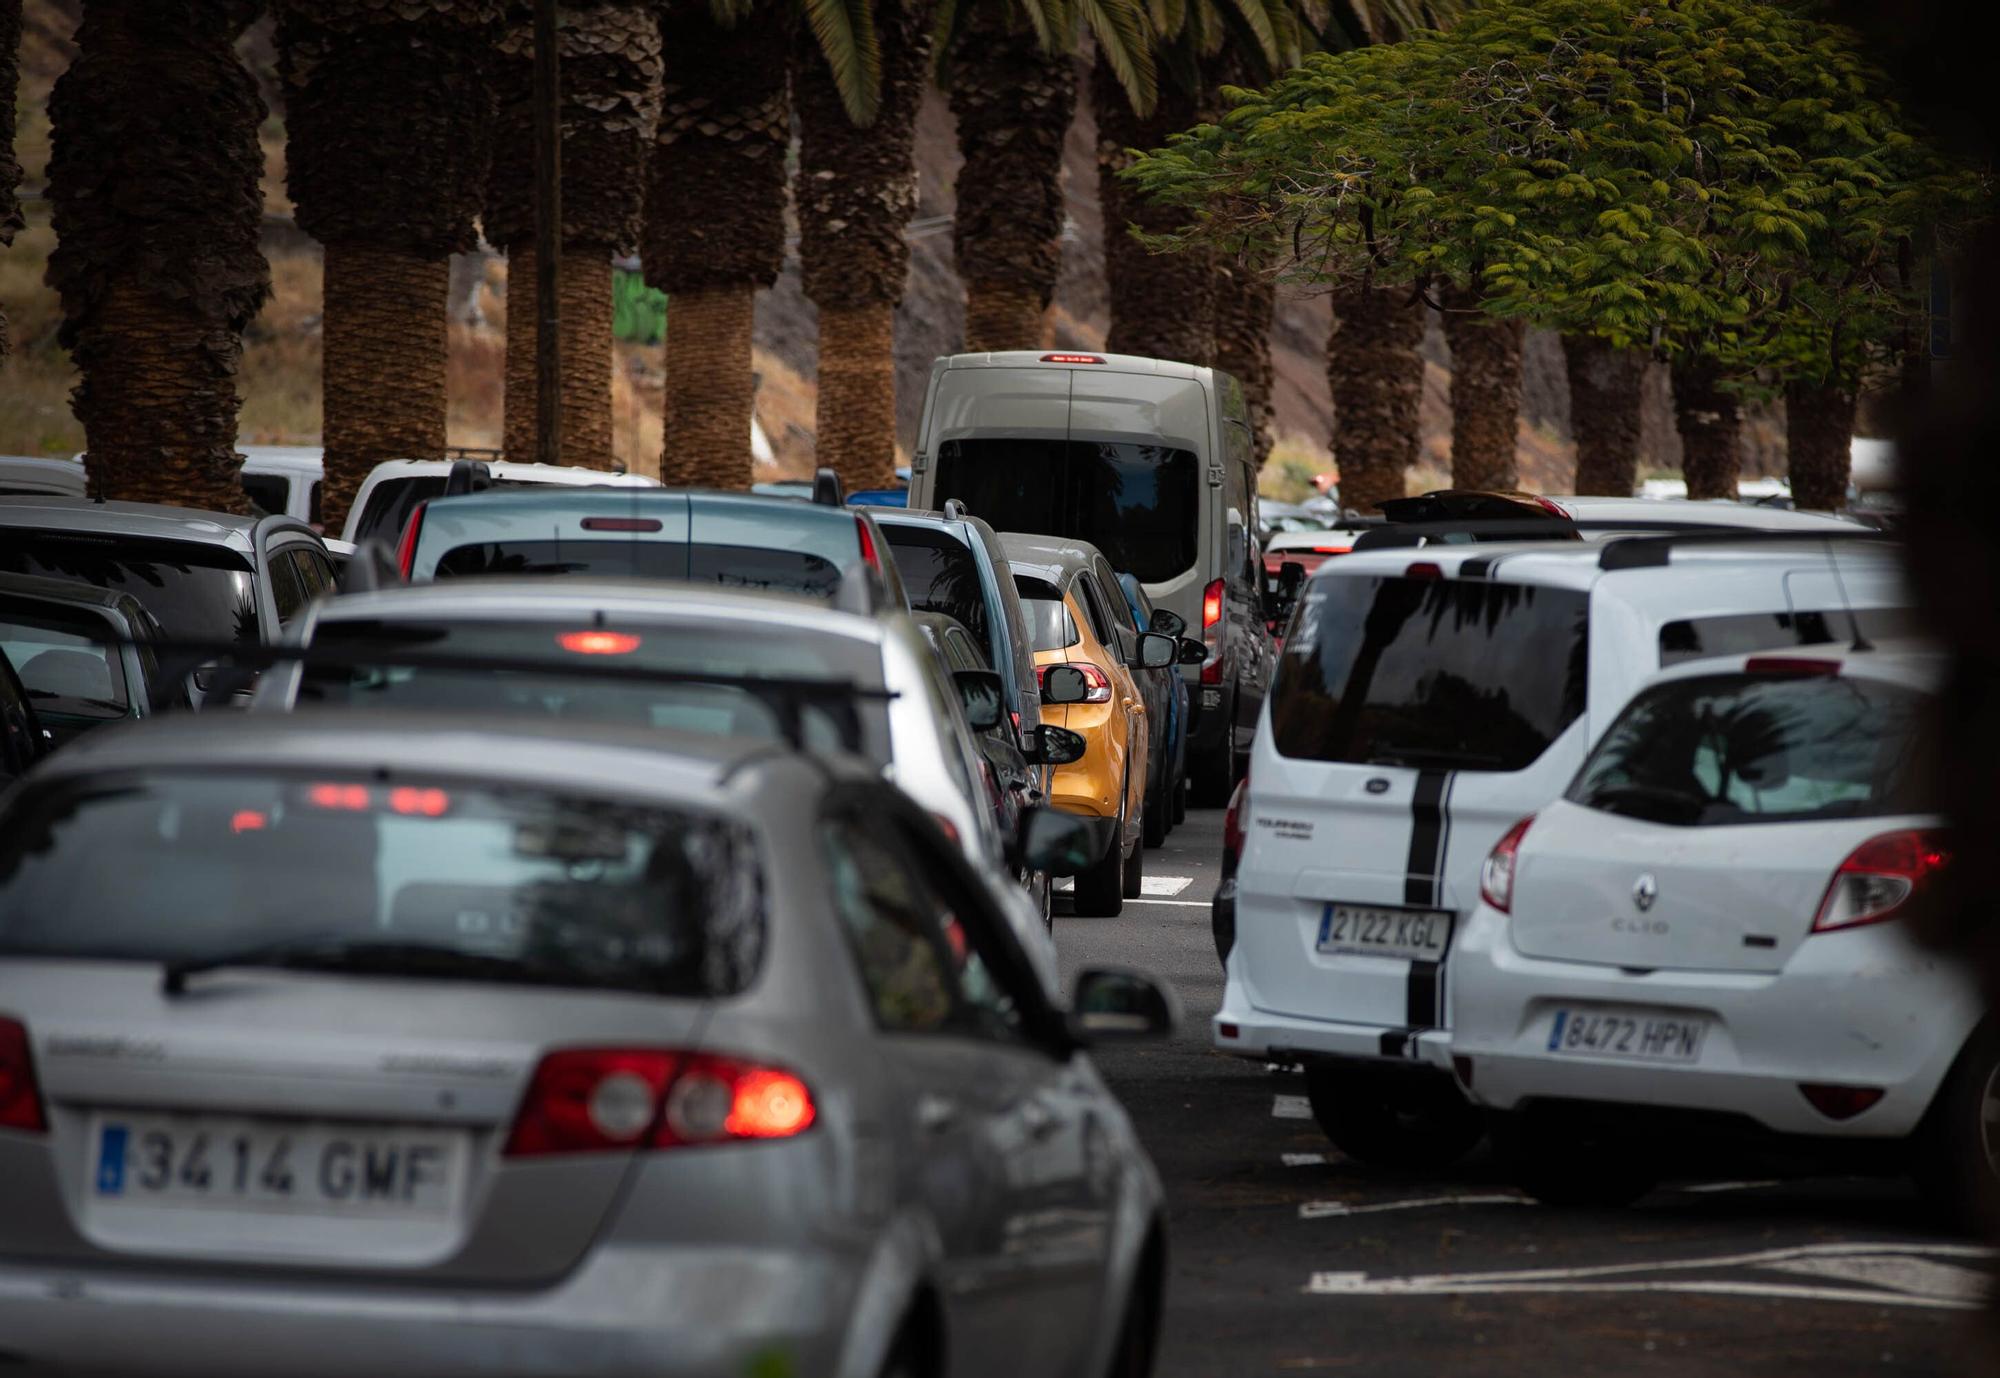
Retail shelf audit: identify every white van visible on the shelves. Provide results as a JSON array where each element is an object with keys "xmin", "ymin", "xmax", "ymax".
[
  {"xmin": 340, "ymin": 458, "xmax": 659, "ymax": 545},
  {"xmin": 1215, "ymin": 533, "xmax": 1909, "ymax": 1168},
  {"xmin": 909, "ymin": 350, "xmax": 1274, "ymax": 801}
]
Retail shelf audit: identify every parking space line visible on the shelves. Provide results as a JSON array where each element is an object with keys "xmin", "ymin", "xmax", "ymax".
[
  {"xmin": 1123, "ymin": 897, "xmax": 1209, "ymax": 908},
  {"xmin": 1281, "ymin": 1152, "xmax": 1327, "ymax": 1167},
  {"xmin": 1273, "ymin": 1094, "xmax": 1312, "ymax": 1119},
  {"xmin": 1299, "ymin": 1194, "xmax": 1528, "ymax": 1220},
  {"xmin": 1141, "ymin": 875, "xmax": 1194, "ymax": 896}
]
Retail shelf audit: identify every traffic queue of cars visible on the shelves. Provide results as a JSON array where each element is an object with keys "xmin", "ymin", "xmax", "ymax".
[
  {"xmin": 1217, "ymin": 508, "xmax": 1985, "ymax": 1219},
  {"xmin": 0, "ymin": 437, "xmax": 1215, "ymax": 1376}
]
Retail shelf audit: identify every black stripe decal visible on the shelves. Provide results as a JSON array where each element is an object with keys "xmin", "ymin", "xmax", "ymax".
[
  {"xmin": 1460, "ymin": 555, "xmax": 1496, "ymax": 580},
  {"xmin": 1403, "ymin": 770, "xmax": 1449, "ymax": 906}
]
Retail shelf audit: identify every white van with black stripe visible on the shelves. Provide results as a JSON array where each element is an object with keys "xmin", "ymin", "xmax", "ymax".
[{"xmin": 1214, "ymin": 533, "xmax": 1908, "ymax": 1168}]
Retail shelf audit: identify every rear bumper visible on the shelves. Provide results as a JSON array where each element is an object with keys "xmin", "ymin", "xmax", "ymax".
[
  {"xmin": 0, "ymin": 1244, "xmax": 862, "ymax": 1378},
  {"xmin": 1214, "ymin": 959, "xmax": 1452, "ymax": 1073}
]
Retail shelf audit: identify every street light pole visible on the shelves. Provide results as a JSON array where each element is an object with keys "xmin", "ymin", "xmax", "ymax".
[{"xmin": 532, "ymin": 0, "xmax": 562, "ymax": 465}]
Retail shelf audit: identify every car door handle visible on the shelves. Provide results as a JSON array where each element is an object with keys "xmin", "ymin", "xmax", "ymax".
[{"xmin": 915, "ymin": 1094, "xmax": 958, "ymax": 1135}]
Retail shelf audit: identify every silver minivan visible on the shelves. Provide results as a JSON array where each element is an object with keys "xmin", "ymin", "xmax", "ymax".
[{"xmin": 909, "ymin": 350, "xmax": 1274, "ymax": 802}]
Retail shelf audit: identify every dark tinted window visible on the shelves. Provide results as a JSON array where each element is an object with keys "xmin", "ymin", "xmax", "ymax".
[
  {"xmin": 435, "ymin": 540, "xmax": 690, "ymax": 579},
  {"xmin": 1272, "ymin": 576, "xmax": 1590, "ymax": 772},
  {"xmin": 241, "ymin": 473, "xmax": 289, "ymax": 516},
  {"xmin": 267, "ymin": 549, "xmax": 308, "ymax": 626},
  {"xmin": 884, "ymin": 527, "xmax": 990, "ymax": 651},
  {"xmin": 1659, "ymin": 608, "xmax": 1913, "ymax": 667},
  {"xmin": 0, "ymin": 772, "xmax": 766, "ymax": 996},
  {"xmin": 0, "ymin": 658, "xmax": 35, "ymax": 780},
  {"xmin": 0, "ymin": 606, "xmax": 129, "ymax": 718},
  {"xmin": 352, "ymin": 477, "xmax": 447, "ymax": 544},
  {"xmin": 1571, "ymin": 673, "xmax": 1927, "ymax": 826},
  {"xmin": 1014, "ymin": 575, "xmax": 1078, "ymax": 652},
  {"xmin": 1, "ymin": 537, "xmax": 259, "ymax": 644},
  {"xmin": 934, "ymin": 439, "xmax": 1200, "ymax": 583},
  {"xmin": 689, "ymin": 544, "xmax": 844, "ymax": 598}
]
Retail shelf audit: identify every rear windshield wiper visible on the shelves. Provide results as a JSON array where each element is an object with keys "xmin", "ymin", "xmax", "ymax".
[
  {"xmin": 161, "ymin": 937, "xmax": 590, "ymax": 995},
  {"xmin": 1366, "ymin": 743, "xmax": 1505, "ymax": 769}
]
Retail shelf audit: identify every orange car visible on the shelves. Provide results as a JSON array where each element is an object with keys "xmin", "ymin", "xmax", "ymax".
[{"xmin": 1003, "ymin": 534, "xmax": 1178, "ymax": 918}]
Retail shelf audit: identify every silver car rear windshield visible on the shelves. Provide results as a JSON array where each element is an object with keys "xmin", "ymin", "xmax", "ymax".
[
  {"xmin": 1271, "ymin": 575, "xmax": 1590, "ymax": 772},
  {"xmin": 1569, "ymin": 672, "xmax": 1928, "ymax": 826},
  {"xmin": 0, "ymin": 772, "xmax": 766, "ymax": 996}
]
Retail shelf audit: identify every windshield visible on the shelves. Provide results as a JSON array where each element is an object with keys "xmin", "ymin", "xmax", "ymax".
[
  {"xmin": 432, "ymin": 540, "xmax": 845, "ymax": 598},
  {"xmin": 933, "ymin": 438, "xmax": 1200, "ymax": 583},
  {"xmin": 351, "ymin": 477, "xmax": 448, "ymax": 544},
  {"xmin": 296, "ymin": 618, "xmax": 891, "ymax": 759},
  {"xmin": 1013, "ymin": 575, "xmax": 1078, "ymax": 652},
  {"xmin": 0, "ymin": 607, "xmax": 129, "ymax": 718},
  {"xmin": 1569, "ymin": 672, "xmax": 1928, "ymax": 826},
  {"xmin": 1659, "ymin": 608, "xmax": 1915, "ymax": 666},
  {"xmin": 0, "ymin": 537, "xmax": 258, "ymax": 644},
  {"xmin": 0, "ymin": 771, "xmax": 766, "ymax": 996},
  {"xmin": 883, "ymin": 526, "xmax": 990, "ymax": 651},
  {"xmin": 1271, "ymin": 575, "xmax": 1590, "ymax": 771}
]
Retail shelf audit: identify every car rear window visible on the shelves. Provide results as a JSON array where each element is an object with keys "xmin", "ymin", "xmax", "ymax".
[
  {"xmin": 431, "ymin": 541, "xmax": 845, "ymax": 598},
  {"xmin": 884, "ymin": 527, "xmax": 991, "ymax": 651},
  {"xmin": 1570, "ymin": 672, "xmax": 1927, "ymax": 826},
  {"xmin": 0, "ymin": 536, "xmax": 259, "ymax": 645},
  {"xmin": 0, "ymin": 771, "xmax": 766, "ymax": 996},
  {"xmin": 0, "ymin": 606, "xmax": 129, "ymax": 719},
  {"xmin": 1271, "ymin": 575, "xmax": 1590, "ymax": 772},
  {"xmin": 351, "ymin": 477, "xmax": 449, "ymax": 544},
  {"xmin": 296, "ymin": 618, "xmax": 891, "ymax": 759},
  {"xmin": 1013, "ymin": 575, "xmax": 1078, "ymax": 652},
  {"xmin": 1658, "ymin": 608, "xmax": 1914, "ymax": 667},
  {"xmin": 934, "ymin": 439, "xmax": 1200, "ymax": 583}
]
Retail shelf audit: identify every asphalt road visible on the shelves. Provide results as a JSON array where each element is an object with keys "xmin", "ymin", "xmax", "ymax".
[{"xmin": 1055, "ymin": 809, "xmax": 1996, "ymax": 1378}]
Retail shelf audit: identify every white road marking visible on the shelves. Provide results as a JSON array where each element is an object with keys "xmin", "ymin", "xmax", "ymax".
[
  {"xmin": 1141, "ymin": 875, "xmax": 1194, "ymax": 897},
  {"xmin": 1282, "ymin": 1152, "xmax": 1327, "ymax": 1167},
  {"xmin": 1304, "ymin": 1241, "xmax": 1997, "ymax": 1311},
  {"xmin": 1122, "ymin": 897, "xmax": 1209, "ymax": 908},
  {"xmin": 1272, "ymin": 1094, "xmax": 1313, "ymax": 1120},
  {"xmin": 1300, "ymin": 1194, "xmax": 1528, "ymax": 1220},
  {"xmin": 1680, "ymin": 1179, "xmax": 1783, "ymax": 1194}
]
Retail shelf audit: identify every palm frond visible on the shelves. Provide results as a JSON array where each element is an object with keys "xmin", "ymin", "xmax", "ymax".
[
  {"xmin": 1219, "ymin": 0, "xmax": 1283, "ymax": 66},
  {"xmin": 1021, "ymin": 0, "xmax": 1067, "ymax": 53},
  {"xmin": 800, "ymin": 0, "xmax": 882, "ymax": 124},
  {"xmin": 707, "ymin": 0, "xmax": 759, "ymax": 25},
  {"xmin": 1079, "ymin": 0, "xmax": 1159, "ymax": 113}
]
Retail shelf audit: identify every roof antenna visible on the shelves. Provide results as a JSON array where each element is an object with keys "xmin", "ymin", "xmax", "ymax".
[{"xmin": 1823, "ymin": 537, "xmax": 1873, "ymax": 652}]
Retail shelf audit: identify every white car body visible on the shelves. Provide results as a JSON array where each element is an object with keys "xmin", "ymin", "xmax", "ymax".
[
  {"xmin": 0, "ymin": 456, "xmax": 89, "ymax": 498},
  {"xmin": 1544, "ymin": 494, "xmax": 1870, "ymax": 534},
  {"xmin": 1215, "ymin": 534, "xmax": 1908, "ymax": 1079},
  {"xmin": 339, "ymin": 458, "xmax": 660, "ymax": 544},
  {"xmin": 1450, "ymin": 643, "xmax": 1972, "ymax": 1144}
]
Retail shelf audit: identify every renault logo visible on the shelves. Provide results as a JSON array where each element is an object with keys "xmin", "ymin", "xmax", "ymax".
[{"xmin": 1633, "ymin": 874, "xmax": 1659, "ymax": 912}]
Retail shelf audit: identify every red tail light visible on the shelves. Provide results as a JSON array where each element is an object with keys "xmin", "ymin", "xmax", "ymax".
[
  {"xmin": 579, "ymin": 516, "xmax": 663, "ymax": 533},
  {"xmin": 1798, "ymin": 1083, "xmax": 1885, "ymax": 1120},
  {"xmin": 855, "ymin": 516, "xmax": 880, "ymax": 569},
  {"xmin": 388, "ymin": 786, "xmax": 451, "ymax": 817},
  {"xmin": 505, "ymin": 1048, "xmax": 815, "ymax": 1157},
  {"xmin": 1041, "ymin": 353, "xmax": 1104, "ymax": 365},
  {"xmin": 1745, "ymin": 656, "xmax": 1840, "ymax": 676},
  {"xmin": 557, "ymin": 630, "xmax": 641, "ymax": 656},
  {"xmin": 0, "ymin": 1018, "xmax": 46, "ymax": 1134},
  {"xmin": 1479, "ymin": 815, "xmax": 1536, "ymax": 913},
  {"xmin": 1200, "ymin": 578, "xmax": 1225, "ymax": 685},
  {"xmin": 395, "ymin": 501, "xmax": 428, "ymax": 578},
  {"xmin": 1051, "ymin": 661, "xmax": 1113, "ymax": 704},
  {"xmin": 1223, "ymin": 774, "xmax": 1248, "ymax": 861},
  {"xmin": 306, "ymin": 782, "xmax": 371, "ymax": 811},
  {"xmin": 1811, "ymin": 829, "xmax": 1950, "ymax": 933},
  {"xmin": 1407, "ymin": 561, "xmax": 1444, "ymax": 580}
]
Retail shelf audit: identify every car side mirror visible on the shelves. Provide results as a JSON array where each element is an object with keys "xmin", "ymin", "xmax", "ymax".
[
  {"xmin": 1041, "ymin": 664, "xmax": 1090, "ymax": 705},
  {"xmin": 1264, "ymin": 561, "xmax": 1306, "ymax": 623},
  {"xmin": 1068, "ymin": 966, "xmax": 1180, "ymax": 1044},
  {"xmin": 1012, "ymin": 805, "xmax": 1115, "ymax": 876},
  {"xmin": 190, "ymin": 661, "xmax": 259, "ymax": 709},
  {"xmin": 1176, "ymin": 636, "xmax": 1206, "ymax": 666},
  {"xmin": 1149, "ymin": 608, "xmax": 1187, "ymax": 638},
  {"xmin": 1026, "ymin": 723, "xmax": 1086, "ymax": 766},
  {"xmin": 952, "ymin": 669, "xmax": 1005, "ymax": 732},
  {"xmin": 1134, "ymin": 632, "xmax": 1176, "ymax": 670}
]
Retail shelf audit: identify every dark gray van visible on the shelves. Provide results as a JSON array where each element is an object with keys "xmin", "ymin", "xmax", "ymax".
[{"xmin": 908, "ymin": 350, "xmax": 1273, "ymax": 800}]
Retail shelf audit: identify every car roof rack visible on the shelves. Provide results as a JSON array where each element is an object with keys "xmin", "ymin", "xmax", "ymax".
[
  {"xmin": 1596, "ymin": 527, "xmax": 1889, "ymax": 571},
  {"xmin": 812, "ymin": 467, "xmax": 845, "ymax": 507},
  {"xmin": 131, "ymin": 637, "xmax": 895, "ymax": 754},
  {"xmin": 941, "ymin": 497, "xmax": 969, "ymax": 522}
]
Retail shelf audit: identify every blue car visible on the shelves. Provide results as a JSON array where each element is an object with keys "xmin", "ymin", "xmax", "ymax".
[{"xmin": 1118, "ymin": 571, "xmax": 1190, "ymax": 839}]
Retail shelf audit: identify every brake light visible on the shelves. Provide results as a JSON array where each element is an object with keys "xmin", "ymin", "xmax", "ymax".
[
  {"xmin": 1041, "ymin": 353, "xmax": 1104, "ymax": 365},
  {"xmin": 557, "ymin": 630, "xmax": 641, "ymax": 656},
  {"xmin": 230, "ymin": 809, "xmax": 268, "ymax": 833},
  {"xmin": 307, "ymin": 782, "xmax": 370, "ymax": 811},
  {"xmin": 1312, "ymin": 546, "xmax": 1351, "ymax": 556},
  {"xmin": 579, "ymin": 516, "xmax": 663, "ymax": 533},
  {"xmin": 1051, "ymin": 661, "xmax": 1113, "ymax": 704},
  {"xmin": 505, "ymin": 1048, "xmax": 815, "ymax": 1157},
  {"xmin": 0, "ymin": 1018, "xmax": 46, "ymax": 1134},
  {"xmin": 388, "ymin": 786, "xmax": 451, "ymax": 817},
  {"xmin": 1745, "ymin": 657, "xmax": 1840, "ymax": 676},
  {"xmin": 395, "ymin": 501, "xmax": 427, "ymax": 578},
  {"xmin": 1479, "ymin": 815, "xmax": 1536, "ymax": 913},
  {"xmin": 1223, "ymin": 774, "xmax": 1248, "ymax": 861},
  {"xmin": 1811, "ymin": 829, "xmax": 1950, "ymax": 933},
  {"xmin": 1407, "ymin": 561, "xmax": 1444, "ymax": 580},
  {"xmin": 855, "ymin": 516, "xmax": 879, "ymax": 568},
  {"xmin": 1200, "ymin": 578, "xmax": 1225, "ymax": 685},
  {"xmin": 1532, "ymin": 496, "xmax": 1571, "ymax": 520},
  {"xmin": 1798, "ymin": 1083, "xmax": 1886, "ymax": 1120}
]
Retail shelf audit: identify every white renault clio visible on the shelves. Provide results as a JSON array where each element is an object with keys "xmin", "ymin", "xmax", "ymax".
[{"xmin": 1451, "ymin": 643, "xmax": 1985, "ymax": 1212}]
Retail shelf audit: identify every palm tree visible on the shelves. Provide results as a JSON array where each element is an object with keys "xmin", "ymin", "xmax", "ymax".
[
  {"xmin": 1212, "ymin": 257, "xmax": 1275, "ymax": 460},
  {"xmin": 794, "ymin": 0, "xmax": 933, "ymax": 489},
  {"xmin": 1328, "ymin": 279, "xmax": 1424, "ymax": 513},
  {"xmin": 1563, "ymin": 333, "xmax": 1646, "ymax": 496},
  {"xmin": 939, "ymin": 0, "xmax": 1153, "ymax": 352},
  {"xmin": 1671, "ymin": 356, "xmax": 1741, "ymax": 500},
  {"xmin": 486, "ymin": 0, "xmax": 664, "ymax": 469},
  {"xmin": 1440, "ymin": 281, "xmax": 1524, "ymax": 489},
  {"xmin": 1785, "ymin": 378, "xmax": 1856, "ymax": 511},
  {"xmin": 277, "ymin": 0, "xmax": 502, "ymax": 530},
  {"xmin": 644, "ymin": 0, "xmax": 793, "ymax": 487},
  {"xmin": 0, "ymin": 0, "xmax": 22, "ymax": 369},
  {"xmin": 46, "ymin": 0, "xmax": 269, "ymax": 511}
]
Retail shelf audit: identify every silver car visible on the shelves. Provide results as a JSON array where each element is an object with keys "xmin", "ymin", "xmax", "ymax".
[{"xmin": 0, "ymin": 711, "xmax": 1172, "ymax": 1377}]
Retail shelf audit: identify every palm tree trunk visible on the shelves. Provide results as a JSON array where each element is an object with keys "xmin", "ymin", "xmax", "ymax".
[
  {"xmin": 950, "ymin": 11, "xmax": 1074, "ymax": 353},
  {"xmin": 1095, "ymin": 58, "xmax": 1214, "ymax": 365},
  {"xmin": 1672, "ymin": 356, "xmax": 1742, "ymax": 500},
  {"xmin": 0, "ymin": 0, "xmax": 23, "ymax": 367},
  {"xmin": 1212, "ymin": 261, "xmax": 1277, "ymax": 464},
  {"xmin": 279, "ymin": 0, "xmax": 499, "ymax": 531},
  {"xmin": 661, "ymin": 283, "xmax": 756, "ymax": 485},
  {"xmin": 1785, "ymin": 378, "xmax": 1857, "ymax": 511},
  {"xmin": 1564, "ymin": 333, "xmax": 1647, "ymax": 496},
  {"xmin": 47, "ymin": 0, "xmax": 268, "ymax": 511},
  {"xmin": 1327, "ymin": 283, "xmax": 1424, "ymax": 514},
  {"xmin": 794, "ymin": 0, "xmax": 931, "ymax": 489},
  {"xmin": 558, "ymin": 252, "xmax": 617, "ymax": 467},
  {"xmin": 1441, "ymin": 283, "xmax": 1524, "ymax": 490},
  {"xmin": 645, "ymin": 1, "xmax": 792, "ymax": 488},
  {"xmin": 323, "ymin": 243, "xmax": 449, "ymax": 479}
]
